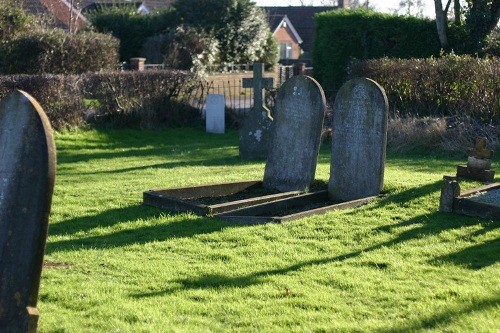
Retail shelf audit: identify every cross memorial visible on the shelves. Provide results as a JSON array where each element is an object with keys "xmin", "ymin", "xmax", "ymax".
[
  {"xmin": 456, "ymin": 137, "xmax": 495, "ymax": 182},
  {"xmin": 239, "ymin": 63, "xmax": 275, "ymax": 159},
  {"xmin": 242, "ymin": 62, "xmax": 274, "ymax": 112}
]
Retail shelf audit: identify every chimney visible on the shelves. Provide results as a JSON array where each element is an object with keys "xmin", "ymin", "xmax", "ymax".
[{"xmin": 338, "ymin": 0, "xmax": 349, "ymax": 8}]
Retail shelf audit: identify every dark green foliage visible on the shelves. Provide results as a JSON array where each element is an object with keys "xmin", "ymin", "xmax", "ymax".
[
  {"xmin": 313, "ymin": 9, "xmax": 442, "ymax": 93},
  {"xmin": 0, "ymin": 0, "xmax": 33, "ymax": 41},
  {"xmin": 88, "ymin": 7, "xmax": 179, "ymax": 62},
  {"xmin": 2, "ymin": 30, "xmax": 120, "ymax": 74},
  {"xmin": 142, "ymin": 25, "xmax": 218, "ymax": 72},
  {"xmin": 174, "ymin": 0, "xmax": 275, "ymax": 67},
  {"xmin": 348, "ymin": 55, "xmax": 500, "ymax": 124}
]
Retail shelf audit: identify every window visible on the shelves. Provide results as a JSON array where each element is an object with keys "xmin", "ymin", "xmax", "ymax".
[{"xmin": 279, "ymin": 42, "xmax": 293, "ymax": 59}]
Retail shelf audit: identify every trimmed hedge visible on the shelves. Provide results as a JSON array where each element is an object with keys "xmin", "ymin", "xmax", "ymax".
[
  {"xmin": 0, "ymin": 70, "xmax": 203, "ymax": 130},
  {"xmin": 1, "ymin": 30, "xmax": 120, "ymax": 74},
  {"xmin": 89, "ymin": 9, "xmax": 179, "ymax": 62},
  {"xmin": 0, "ymin": 74, "xmax": 85, "ymax": 129},
  {"xmin": 348, "ymin": 55, "xmax": 500, "ymax": 124},
  {"xmin": 313, "ymin": 9, "xmax": 442, "ymax": 94}
]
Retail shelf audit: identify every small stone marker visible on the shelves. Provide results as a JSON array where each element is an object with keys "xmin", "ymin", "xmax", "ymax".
[
  {"xmin": 328, "ymin": 78, "xmax": 388, "ymax": 201},
  {"xmin": 456, "ymin": 137, "xmax": 495, "ymax": 182},
  {"xmin": 205, "ymin": 94, "xmax": 225, "ymax": 134},
  {"xmin": 239, "ymin": 62, "xmax": 274, "ymax": 159},
  {"xmin": 438, "ymin": 180, "xmax": 461, "ymax": 212},
  {"xmin": 0, "ymin": 90, "xmax": 56, "ymax": 333},
  {"xmin": 263, "ymin": 75, "xmax": 326, "ymax": 192}
]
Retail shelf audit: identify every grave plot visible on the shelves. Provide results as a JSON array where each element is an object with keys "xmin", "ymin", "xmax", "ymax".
[
  {"xmin": 143, "ymin": 76, "xmax": 389, "ymax": 223},
  {"xmin": 143, "ymin": 180, "xmax": 302, "ymax": 216},
  {"xmin": 144, "ymin": 74, "xmax": 326, "ymax": 217},
  {"xmin": 439, "ymin": 181, "xmax": 500, "ymax": 220}
]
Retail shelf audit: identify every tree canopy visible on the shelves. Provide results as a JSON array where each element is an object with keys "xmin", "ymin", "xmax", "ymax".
[
  {"xmin": 173, "ymin": 0, "xmax": 277, "ymax": 66},
  {"xmin": 434, "ymin": 0, "xmax": 500, "ymax": 53}
]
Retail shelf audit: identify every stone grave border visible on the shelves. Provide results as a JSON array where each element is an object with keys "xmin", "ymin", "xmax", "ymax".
[
  {"xmin": 143, "ymin": 181, "xmax": 378, "ymax": 224},
  {"xmin": 440, "ymin": 181, "xmax": 500, "ymax": 220}
]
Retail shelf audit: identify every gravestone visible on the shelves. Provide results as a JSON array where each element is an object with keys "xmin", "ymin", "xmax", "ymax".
[
  {"xmin": 239, "ymin": 62, "xmax": 274, "ymax": 159},
  {"xmin": 456, "ymin": 137, "xmax": 495, "ymax": 182},
  {"xmin": 263, "ymin": 75, "xmax": 326, "ymax": 192},
  {"xmin": 206, "ymin": 94, "xmax": 225, "ymax": 134},
  {"xmin": 328, "ymin": 78, "xmax": 388, "ymax": 201},
  {"xmin": 0, "ymin": 90, "xmax": 56, "ymax": 332}
]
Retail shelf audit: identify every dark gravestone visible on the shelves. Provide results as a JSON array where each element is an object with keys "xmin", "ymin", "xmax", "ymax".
[
  {"xmin": 239, "ymin": 62, "xmax": 274, "ymax": 159},
  {"xmin": 0, "ymin": 90, "xmax": 56, "ymax": 332},
  {"xmin": 263, "ymin": 75, "xmax": 326, "ymax": 192},
  {"xmin": 328, "ymin": 78, "xmax": 388, "ymax": 201}
]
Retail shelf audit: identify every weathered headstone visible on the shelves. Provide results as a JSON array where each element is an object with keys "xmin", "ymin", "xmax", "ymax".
[
  {"xmin": 328, "ymin": 78, "xmax": 388, "ymax": 201},
  {"xmin": 239, "ymin": 62, "xmax": 274, "ymax": 159},
  {"xmin": 206, "ymin": 94, "xmax": 225, "ymax": 134},
  {"xmin": 438, "ymin": 180, "xmax": 461, "ymax": 212},
  {"xmin": 456, "ymin": 137, "xmax": 495, "ymax": 182},
  {"xmin": 263, "ymin": 75, "xmax": 326, "ymax": 192},
  {"xmin": 0, "ymin": 90, "xmax": 56, "ymax": 333}
]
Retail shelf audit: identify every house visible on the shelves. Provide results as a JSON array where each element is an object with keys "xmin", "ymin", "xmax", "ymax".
[
  {"xmin": 17, "ymin": 0, "xmax": 88, "ymax": 31},
  {"xmin": 268, "ymin": 14, "xmax": 303, "ymax": 61},
  {"xmin": 262, "ymin": 6, "xmax": 343, "ymax": 65},
  {"xmin": 80, "ymin": 1, "xmax": 150, "ymax": 15}
]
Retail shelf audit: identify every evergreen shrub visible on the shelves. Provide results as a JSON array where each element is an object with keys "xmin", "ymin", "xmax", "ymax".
[
  {"xmin": 313, "ymin": 9, "xmax": 442, "ymax": 94},
  {"xmin": 2, "ymin": 30, "xmax": 120, "ymax": 74}
]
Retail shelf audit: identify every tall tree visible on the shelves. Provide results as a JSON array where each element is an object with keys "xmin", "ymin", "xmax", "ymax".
[
  {"xmin": 174, "ymin": 0, "xmax": 272, "ymax": 64},
  {"xmin": 465, "ymin": 0, "xmax": 500, "ymax": 52},
  {"xmin": 397, "ymin": 0, "xmax": 425, "ymax": 17},
  {"xmin": 434, "ymin": 0, "xmax": 500, "ymax": 53}
]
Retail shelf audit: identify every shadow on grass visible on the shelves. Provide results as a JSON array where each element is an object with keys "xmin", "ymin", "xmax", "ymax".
[
  {"xmin": 376, "ymin": 295, "xmax": 500, "ymax": 333},
  {"xmin": 131, "ymin": 210, "xmax": 498, "ymax": 298},
  {"xmin": 75, "ymin": 155, "xmax": 246, "ymax": 175},
  {"xmin": 46, "ymin": 205, "xmax": 235, "ymax": 254},
  {"xmin": 56, "ymin": 128, "xmax": 241, "ymax": 166}
]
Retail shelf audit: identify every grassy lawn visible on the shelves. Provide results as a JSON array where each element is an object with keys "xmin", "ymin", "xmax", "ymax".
[{"xmin": 40, "ymin": 128, "xmax": 499, "ymax": 332}]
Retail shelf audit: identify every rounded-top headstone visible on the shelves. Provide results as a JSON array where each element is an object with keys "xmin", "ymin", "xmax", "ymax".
[
  {"xmin": 263, "ymin": 75, "xmax": 326, "ymax": 192},
  {"xmin": 0, "ymin": 90, "xmax": 56, "ymax": 332},
  {"xmin": 328, "ymin": 78, "xmax": 388, "ymax": 202}
]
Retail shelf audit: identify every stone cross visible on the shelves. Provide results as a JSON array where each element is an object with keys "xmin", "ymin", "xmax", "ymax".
[
  {"xmin": 239, "ymin": 63, "xmax": 275, "ymax": 160},
  {"xmin": 242, "ymin": 62, "xmax": 274, "ymax": 114},
  {"xmin": 457, "ymin": 137, "xmax": 495, "ymax": 182},
  {"xmin": 0, "ymin": 90, "xmax": 56, "ymax": 333},
  {"xmin": 467, "ymin": 137, "xmax": 494, "ymax": 159}
]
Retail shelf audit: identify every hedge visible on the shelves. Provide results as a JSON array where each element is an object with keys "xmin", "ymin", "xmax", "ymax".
[
  {"xmin": 1, "ymin": 30, "xmax": 120, "ymax": 74},
  {"xmin": 313, "ymin": 9, "xmax": 442, "ymax": 94},
  {"xmin": 0, "ymin": 70, "xmax": 204, "ymax": 130},
  {"xmin": 348, "ymin": 55, "xmax": 500, "ymax": 124}
]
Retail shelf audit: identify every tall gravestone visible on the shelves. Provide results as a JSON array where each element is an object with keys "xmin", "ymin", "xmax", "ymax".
[
  {"xmin": 263, "ymin": 75, "xmax": 326, "ymax": 192},
  {"xmin": 239, "ymin": 63, "xmax": 274, "ymax": 159},
  {"xmin": 206, "ymin": 94, "xmax": 225, "ymax": 134},
  {"xmin": 0, "ymin": 90, "xmax": 56, "ymax": 332},
  {"xmin": 328, "ymin": 78, "xmax": 388, "ymax": 201}
]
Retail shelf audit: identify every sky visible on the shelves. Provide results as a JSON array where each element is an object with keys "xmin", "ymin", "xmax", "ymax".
[{"xmin": 254, "ymin": 0, "xmax": 436, "ymax": 18}]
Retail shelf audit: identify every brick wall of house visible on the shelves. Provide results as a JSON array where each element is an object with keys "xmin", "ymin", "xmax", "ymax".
[{"xmin": 274, "ymin": 25, "xmax": 301, "ymax": 60}]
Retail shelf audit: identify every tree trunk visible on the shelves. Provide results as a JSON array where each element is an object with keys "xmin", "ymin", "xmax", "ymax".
[
  {"xmin": 454, "ymin": 0, "xmax": 461, "ymax": 25},
  {"xmin": 434, "ymin": 0, "xmax": 449, "ymax": 49}
]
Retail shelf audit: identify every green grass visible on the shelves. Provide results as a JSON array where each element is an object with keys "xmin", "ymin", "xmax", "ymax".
[{"xmin": 40, "ymin": 128, "xmax": 499, "ymax": 332}]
